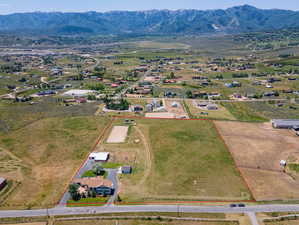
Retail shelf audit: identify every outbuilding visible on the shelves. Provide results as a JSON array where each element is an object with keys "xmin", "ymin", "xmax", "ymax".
[
  {"xmin": 122, "ymin": 166, "xmax": 132, "ymax": 174},
  {"xmin": 89, "ymin": 152, "xmax": 110, "ymax": 162},
  {"xmin": 0, "ymin": 177, "xmax": 7, "ymax": 191},
  {"xmin": 272, "ymin": 119, "xmax": 299, "ymax": 129}
]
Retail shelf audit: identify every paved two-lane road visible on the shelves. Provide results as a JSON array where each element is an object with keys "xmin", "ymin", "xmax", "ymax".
[{"xmin": 1, "ymin": 204, "xmax": 299, "ymax": 218}]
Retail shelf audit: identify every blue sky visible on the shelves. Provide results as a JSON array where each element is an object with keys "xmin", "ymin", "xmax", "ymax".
[{"xmin": 0, "ymin": 0, "xmax": 298, "ymax": 14}]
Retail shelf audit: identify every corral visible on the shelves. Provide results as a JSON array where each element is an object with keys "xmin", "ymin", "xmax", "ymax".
[
  {"xmin": 106, "ymin": 126, "xmax": 129, "ymax": 143},
  {"xmin": 215, "ymin": 121, "xmax": 299, "ymax": 200}
]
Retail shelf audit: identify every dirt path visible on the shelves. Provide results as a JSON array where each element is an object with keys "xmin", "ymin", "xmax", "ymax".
[
  {"xmin": 0, "ymin": 147, "xmax": 23, "ymax": 163},
  {"xmin": 134, "ymin": 125, "xmax": 152, "ymax": 187}
]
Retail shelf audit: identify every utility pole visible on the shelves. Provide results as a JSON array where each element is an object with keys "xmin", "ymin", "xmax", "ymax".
[{"xmin": 177, "ymin": 204, "xmax": 180, "ymax": 217}]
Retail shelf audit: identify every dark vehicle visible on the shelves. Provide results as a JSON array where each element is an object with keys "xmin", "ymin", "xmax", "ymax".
[
  {"xmin": 238, "ymin": 203, "xmax": 246, "ymax": 207},
  {"xmin": 230, "ymin": 204, "xmax": 237, "ymax": 207}
]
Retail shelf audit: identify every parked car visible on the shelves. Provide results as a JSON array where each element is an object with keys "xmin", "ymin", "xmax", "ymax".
[
  {"xmin": 230, "ymin": 204, "xmax": 237, "ymax": 207},
  {"xmin": 238, "ymin": 203, "xmax": 246, "ymax": 207}
]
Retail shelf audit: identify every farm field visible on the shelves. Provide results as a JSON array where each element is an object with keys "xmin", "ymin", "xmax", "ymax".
[
  {"xmin": 55, "ymin": 219, "xmax": 236, "ymax": 225},
  {"xmin": 135, "ymin": 40, "xmax": 190, "ymax": 49},
  {"xmin": 245, "ymin": 101, "xmax": 299, "ymax": 120},
  {"xmin": 119, "ymin": 119, "xmax": 251, "ymax": 202},
  {"xmin": 215, "ymin": 121, "xmax": 299, "ymax": 201},
  {"xmin": 0, "ymin": 116, "xmax": 110, "ymax": 209},
  {"xmin": 5, "ymin": 223, "xmax": 46, "ymax": 225},
  {"xmin": 265, "ymin": 220, "xmax": 299, "ymax": 225},
  {"xmin": 221, "ymin": 102, "xmax": 268, "ymax": 122}
]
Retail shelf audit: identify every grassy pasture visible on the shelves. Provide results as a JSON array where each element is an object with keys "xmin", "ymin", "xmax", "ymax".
[
  {"xmin": 221, "ymin": 102, "xmax": 268, "ymax": 122},
  {"xmin": 0, "ymin": 116, "xmax": 110, "ymax": 209},
  {"xmin": 56, "ymin": 220, "xmax": 236, "ymax": 225},
  {"xmin": 120, "ymin": 119, "xmax": 251, "ymax": 202}
]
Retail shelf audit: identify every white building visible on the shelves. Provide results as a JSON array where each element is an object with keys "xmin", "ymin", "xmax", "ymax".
[
  {"xmin": 62, "ymin": 89, "xmax": 95, "ymax": 97},
  {"xmin": 89, "ymin": 152, "xmax": 110, "ymax": 162}
]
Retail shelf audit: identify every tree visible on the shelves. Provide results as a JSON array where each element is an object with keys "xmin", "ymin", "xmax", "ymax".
[
  {"xmin": 87, "ymin": 95, "xmax": 96, "ymax": 101},
  {"xmin": 167, "ymin": 72, "xmax": 175, "ymax": 79},
  {"xmin": 93, "ymin": 164, "xmax": 104, "ymax": 176},
  {"xmin": 186, "ymin": 90, "xmax": 193, "ymax": 99},
  {"xmin": 68, "ymin": 183, "xmax": 81, "ymax": 201}
]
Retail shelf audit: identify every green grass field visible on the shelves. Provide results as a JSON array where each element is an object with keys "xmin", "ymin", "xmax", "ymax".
[{"xmin": 120, "ymin": 119, "xmax": 251, "ymax": 202}]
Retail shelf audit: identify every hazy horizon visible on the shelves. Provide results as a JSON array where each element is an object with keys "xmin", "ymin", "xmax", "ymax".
[{"xmin": 0, "ymin": 0, "xmax": 298, "ymax": 15}]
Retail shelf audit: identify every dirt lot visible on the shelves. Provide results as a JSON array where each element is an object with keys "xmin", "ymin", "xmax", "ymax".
[
  {"xmin": 107, "ymin": 126, "xmax": 129, "ymax": 143},
  {"xmin": 164, "ymin": 99, "xmax": 189, "ymax": 119},
  {"xmin": 215, "ymin": 121, "xmax": 299, "ymax": 200},
  {"xmin": 145, "ymin": 112, "xmax": 175, "ymax": 118}
]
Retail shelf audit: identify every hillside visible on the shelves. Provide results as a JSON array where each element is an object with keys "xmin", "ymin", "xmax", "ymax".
[{"xmin": 0, "ymin": 5, "xmax": 299, "ymax": 35}]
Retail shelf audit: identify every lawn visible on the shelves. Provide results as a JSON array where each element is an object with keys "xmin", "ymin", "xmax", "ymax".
[
  {"xmin": 0, "ymin": 116, "xmax": 110, "ymax": 209},
  {"xmin": 67, "ymin": 197, "xmax": 108, "ymax": 207},
  {"xmin": 120, "ymin": 119, "xmax": 251, "ymax": 202}
]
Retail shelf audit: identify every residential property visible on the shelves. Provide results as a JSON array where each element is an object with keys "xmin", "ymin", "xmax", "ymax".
[{"xmin": 73, "ymin": 177, "xmax": 113, "ymax": 196}]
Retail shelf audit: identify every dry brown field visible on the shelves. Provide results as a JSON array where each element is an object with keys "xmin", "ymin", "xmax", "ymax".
[{"xmin": 215, "ymin": 121, "xmax": 299, "ymax": 200}]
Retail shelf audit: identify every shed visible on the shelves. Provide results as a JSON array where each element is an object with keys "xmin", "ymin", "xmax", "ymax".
[
  {"xmin": 133, "ymin": 105, "xmax": 143, "ymax": 112},
  {"xmin": 122, "ymin": 166, "xmax": 132, "ymax": 174},
  {"xmin": 89, "ymin": 152, "xmax": 110, "ymax": 162}
]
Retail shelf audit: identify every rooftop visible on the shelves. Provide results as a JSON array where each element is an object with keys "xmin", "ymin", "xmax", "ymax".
[{"xmin": 73, "ymin": 177, "xmax": 113, "ymax": 188}]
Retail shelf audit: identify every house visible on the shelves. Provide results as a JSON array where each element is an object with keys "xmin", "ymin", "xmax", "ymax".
[
  {"xmin": 197, "ymin": 102, "xmax": 209, "ymax": 108},
  {"xmin": 0, "ymin": 177, "xmax": 7, "ymax": 191},
  {"xmin": 145, "ymin": 104, "xmax": 154, "ymax": 112},
  {"xmin": 272, "ymin": 119, "xmax": 299, "ymax": 129},
  {"xmin": 233, "ymin": 93, "xmax": 242, "ymax": 99},
  {"xmin": 122, "ymin": 166, "xmax": 132, "ymax": 174},
  {"xmin": 207, "ymin": 103, "xmax": 218, "ymax": 110},
  {"xmin": 89, "ymin": 152, "xmax": 110, "ymax": 162},
  {"xmin": 73, "ymin": 177, "xmax": 113, "ymax": 196}
]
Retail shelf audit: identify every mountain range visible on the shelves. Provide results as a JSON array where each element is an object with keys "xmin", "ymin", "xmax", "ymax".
[{"xmin": 0, "ymin": 5, "xmax": 299, "ymax": 35}]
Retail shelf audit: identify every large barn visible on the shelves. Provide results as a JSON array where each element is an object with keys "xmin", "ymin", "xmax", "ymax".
[{"xmin": 272, "ymin": 119, "xmax": 299, "ymax": 129}]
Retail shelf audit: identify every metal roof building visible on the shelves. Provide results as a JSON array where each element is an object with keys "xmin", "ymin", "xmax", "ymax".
[
  {"xmin": 89, "ymin": 152, "xmax": 110, "ymax": 161},
  {"xmin": 271, "ymin": 119, "xmax": 299, "ymax": 129}
]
